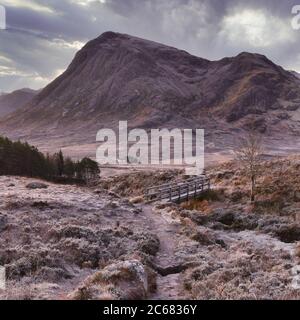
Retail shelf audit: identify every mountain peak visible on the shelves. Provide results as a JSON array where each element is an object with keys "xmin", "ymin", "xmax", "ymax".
[
  {"xmin": 234, "ymin": 51, "xmax": 277, "ymax": 66},
  {"xmin": 87, "ymin": 31, "xmax": 149, "ymax": 48},
  {"xmin": 96, "ymin": 31, "xmax": 127, "ymax": 41},
  {"xmin": 1, "ymin": 32, "xmax": 299, "ymax": 146},
  {"xmin": 236, "ymin": 51, "xmax": 266, "ymax": 58}
]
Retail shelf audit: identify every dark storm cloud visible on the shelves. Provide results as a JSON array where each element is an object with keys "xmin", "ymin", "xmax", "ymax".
[{"xmin": 0, "ymin": 0, "xmax": 299, "ymax": 92}]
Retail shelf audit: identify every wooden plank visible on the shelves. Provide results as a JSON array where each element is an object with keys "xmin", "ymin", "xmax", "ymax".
[{"xmin": 144, "ymin": 176, "xmax": 211, "ymax": 203}]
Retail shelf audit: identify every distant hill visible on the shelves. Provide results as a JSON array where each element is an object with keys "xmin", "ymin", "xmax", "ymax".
[{"xmin": 0, "ymin": 88, "xmax": 38, "ymax": 117}]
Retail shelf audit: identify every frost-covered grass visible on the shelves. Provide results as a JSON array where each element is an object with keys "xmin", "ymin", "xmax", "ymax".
[
  {"xmin": 0, "ymin": 155, "xmax": 299, "ymax": 300},
  {"xmin": 0, "ymin": 176, "xmax": 159, "ymax": 300}
]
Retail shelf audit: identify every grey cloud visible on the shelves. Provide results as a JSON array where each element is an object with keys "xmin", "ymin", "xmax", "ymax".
[{"xmin": 0, "ymin": 0, "xmax": 299, "ymax": 92}]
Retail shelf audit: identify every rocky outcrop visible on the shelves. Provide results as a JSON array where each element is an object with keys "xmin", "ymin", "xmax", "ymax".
[
  {"xmin": 26, "ymin": 182, "xmax": 48, "ymax": 189},
  {"xmin": 70, "ymin": 260, "xmax": 152, "ymax": 300}
]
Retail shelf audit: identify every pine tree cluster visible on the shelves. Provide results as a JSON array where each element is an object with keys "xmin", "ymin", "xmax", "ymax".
[{"xmin": 0, "ymin": 136, "xmax": 100, "ymax": 182}]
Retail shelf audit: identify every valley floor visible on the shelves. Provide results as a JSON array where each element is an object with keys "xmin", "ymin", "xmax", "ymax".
[{"xmin": 0, "ymin": 156, "xmax": 299, "ymax": 300}]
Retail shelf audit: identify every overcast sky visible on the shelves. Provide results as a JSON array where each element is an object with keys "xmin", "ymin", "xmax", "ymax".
[{"xmin": 0, "ymin": 0, "xmax": 299, "ymax": 92}]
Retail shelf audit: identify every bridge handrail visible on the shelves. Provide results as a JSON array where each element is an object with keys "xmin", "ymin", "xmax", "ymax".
[
  {"xmin": 145, "ymin": 176, "xmax": 208, "ymax": 193},
  {"xmin": 144, "ymin": 175, "xmax": 211, "ymax": 202}
]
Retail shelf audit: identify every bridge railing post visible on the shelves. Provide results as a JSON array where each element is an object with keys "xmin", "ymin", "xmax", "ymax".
[{"xmin": 186, "ymin": 184, "xmax": 189, "ymax": 201}]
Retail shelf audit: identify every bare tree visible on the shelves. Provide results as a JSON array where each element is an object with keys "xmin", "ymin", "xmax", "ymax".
[{"xmin": 235, "ymin": 129, "xmax": 264, "ymax": 202}]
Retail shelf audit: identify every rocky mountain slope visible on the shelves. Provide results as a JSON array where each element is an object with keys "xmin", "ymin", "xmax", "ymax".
[
  {"xmin": 0, "ymin": 32, "xmax": 299, "ymax": 154},
  {"xmin": 0, "ymin": 89, "xmax": 38, "ymax": 118},
  {"xmin": 290, "ymin": 71, "xmax": 300, "ymax": 79}
]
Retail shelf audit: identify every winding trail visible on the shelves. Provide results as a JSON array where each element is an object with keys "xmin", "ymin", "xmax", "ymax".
[{"xmin": 139, "ymin": 204, "xmax": 185, "ymax": 300}]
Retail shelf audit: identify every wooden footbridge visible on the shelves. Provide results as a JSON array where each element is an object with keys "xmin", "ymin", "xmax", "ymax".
[{"xmin": 145, "ymin": 175, "xmax": 211, "ymax": 203}]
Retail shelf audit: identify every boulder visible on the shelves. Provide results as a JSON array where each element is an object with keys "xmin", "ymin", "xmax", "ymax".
[
  {"xmin": 26, "ymin": 182, "xmax": 48, "ymax": 189},
  {"xmin": 70, "ymin": 260, "xmax": 151, "ymax": 300}
]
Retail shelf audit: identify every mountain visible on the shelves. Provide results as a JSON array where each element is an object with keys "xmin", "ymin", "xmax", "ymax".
[
  {"xmin": 0, "ymin": 32, "xmax": 299, "ymax": 155},
  {"xmin": 290, "ymin": 70, "xmax": 300, "ymax": 79},
  {"xmin": 0, "ymin": 88, "xmax": 38, "ymax": 117}
]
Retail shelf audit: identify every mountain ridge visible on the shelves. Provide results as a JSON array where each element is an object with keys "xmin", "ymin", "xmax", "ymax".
[{"xmin": 0, "ymin": 31, "xmax": 299, "ymax": 155}]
